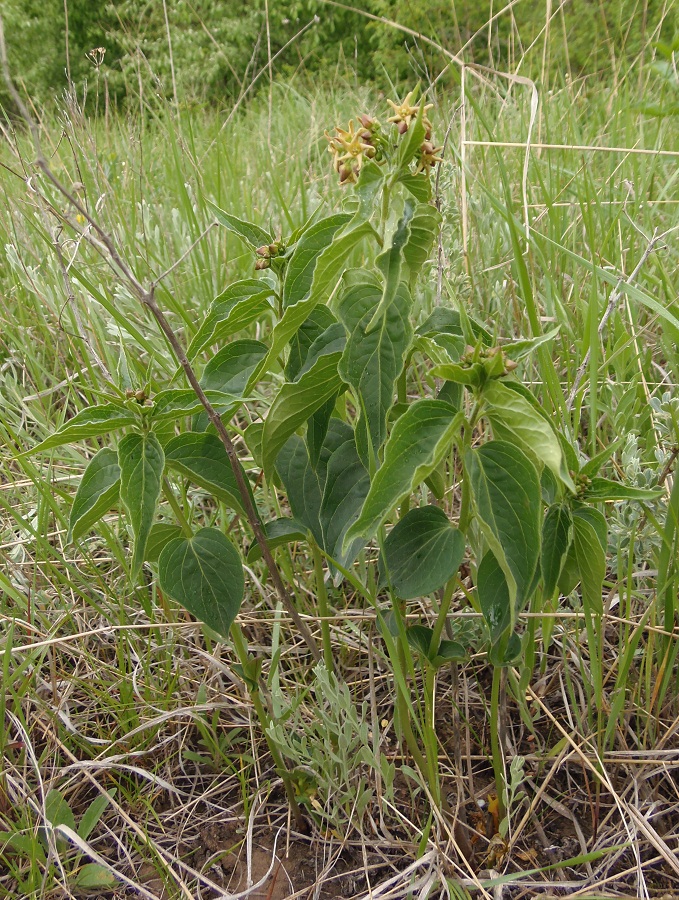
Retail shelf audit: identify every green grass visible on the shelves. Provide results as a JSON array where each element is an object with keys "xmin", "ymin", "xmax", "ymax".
[{"xmin": 1, "ymin": 47, "xmax": 679, "ymax": 899}]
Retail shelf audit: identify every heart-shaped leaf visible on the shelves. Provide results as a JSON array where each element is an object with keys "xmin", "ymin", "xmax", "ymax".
[
  {"xmin": 381, "ymin": 505, "xmax": 464, "ymax": 599},
  {"xmin": 158, "ymin": 527, "xmax": 244, "ymax": 638}
]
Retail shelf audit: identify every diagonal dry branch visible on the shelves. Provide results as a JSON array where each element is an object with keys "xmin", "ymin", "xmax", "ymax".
[{"xmin": 0, "ymin": 13, "xmax": 320, "ymax": 662}]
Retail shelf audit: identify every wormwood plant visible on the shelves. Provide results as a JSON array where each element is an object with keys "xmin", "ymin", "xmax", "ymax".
[{"xmin": 21, "ymin": 85, "xmax": 662, "ymax": 835}]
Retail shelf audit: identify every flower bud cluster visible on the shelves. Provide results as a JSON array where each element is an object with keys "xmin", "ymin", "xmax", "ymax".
[
  {"xmin": 126, "ymin": 388, "xmax": 148, "ymax": 404},
  {"xmin": 254, "ymin": 240, "xmax": 285, "ymax": 271},
  {"xmin": 326, "ymin": 90, "xmax": 444, "ymax": 185}
]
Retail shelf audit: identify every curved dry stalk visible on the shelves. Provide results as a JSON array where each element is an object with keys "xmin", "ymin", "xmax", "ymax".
[{"xmin": 0, "ymin": 13, "xmax": 320, "ymax": 663}]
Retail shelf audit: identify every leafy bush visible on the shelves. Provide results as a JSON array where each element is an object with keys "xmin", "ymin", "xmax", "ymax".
[{"xmin": 2, "ymin": 0, "xmax": 677, "ymax": 111}]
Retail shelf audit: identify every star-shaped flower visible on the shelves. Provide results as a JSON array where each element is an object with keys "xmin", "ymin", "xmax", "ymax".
[
  {"xmin": 325, "ymin": 119, "xmax": 376, "ymax": 184},
  {"xmin": 386, "ymin": 90, "xmax": 433, "ymax": 134},
  {"xmin": 416, "ymin": 140, "xmax": 444, "ymax": 174}
]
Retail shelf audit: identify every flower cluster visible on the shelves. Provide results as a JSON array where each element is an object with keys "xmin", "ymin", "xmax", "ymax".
[
  {"xmin": 326, "ymin": 91, "xmax": 443, "ymax": 185},
  {"xmin": 325, "ymin": 116, "xmax": 379, "ymax": 185},
  {"xmin": 254, "ymin": 239, "xmax": 285, "ymax": 271}
]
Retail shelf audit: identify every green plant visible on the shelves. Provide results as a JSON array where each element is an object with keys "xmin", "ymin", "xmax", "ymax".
[
  {"xmin": 0, "ymin": 785, "xmax": 117, "ymax": 894},
  {"xmin": 7, "ymin": 55, "xmax": 667, "ymax": 839}
]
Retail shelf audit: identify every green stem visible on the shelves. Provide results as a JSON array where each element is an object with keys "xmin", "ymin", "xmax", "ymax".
[
  {"xmin": 162, "ymin": 478, "xmax": 192, "ymax": 537},
  {"xmin": 311, "ymin": 538, "xmax": 334, "ymax": 674},
  {"xmin": 230, "ymin": 624, "xmax": 307, "ymax": 831},
  {"xmin": 490, "ymin": 665, "xmax": 506, "ymax": 821},
  {"xmin": 380, "ymin": 184, "xmax": 390, "ymax": 240}
]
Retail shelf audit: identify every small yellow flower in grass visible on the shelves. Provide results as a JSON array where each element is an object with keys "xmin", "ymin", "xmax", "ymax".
[
  {"xmin": 76, "ymin": 213, "xmax": 86, "ymax": 225},
  {"xmin": 386, "ymin": 90, "xmax": 433, "ymax": 135}
]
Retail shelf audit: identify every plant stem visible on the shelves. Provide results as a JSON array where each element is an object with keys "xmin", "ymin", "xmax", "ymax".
[
  {"xmin": 230, "ymin": 623, "xmax": 307, "ymax": 831},
  {"xmin": 162, "ymin": 478, "xmax": 192, "ymax": 538},
  {"xmin": 490, "ymin": 665, "xmax": 506, "ymax": 821},
  {"xmin": 311, "ymin": 538, "xmax": 334, "ymax": 674}
]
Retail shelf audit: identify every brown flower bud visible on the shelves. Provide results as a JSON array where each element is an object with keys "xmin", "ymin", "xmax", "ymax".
[
  {"xmin": 358, "ymin": 114, "xmax": 374, "ymax": 129},
  {"xmin": 397, "ymin": 120, "xmax": 408, "ymax": 135},
  {"xmin": 255, "ymin": 245, "xmax": 270, "ymax": 258},
  {"xmin": 254, "ymin": 258, "xmax": 270, "ymax": 270}
]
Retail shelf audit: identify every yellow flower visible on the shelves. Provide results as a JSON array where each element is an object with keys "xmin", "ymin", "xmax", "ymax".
[
  {"xmin": 386, "ymin": 90, "xmax": 433, "ymax": 134},
  {"xmin": 415, "ymin": 141, "xmax": 444, "ymax": 174},
  {"xmin": 325, "ymin": 119, "xmax": 376, "ymax": 184}
]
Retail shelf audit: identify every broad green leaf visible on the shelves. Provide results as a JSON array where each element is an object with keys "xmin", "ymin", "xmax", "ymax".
[
  {"xmin": 366, "ymin": 200, "xmax": 415, "ymax": 329},
  {"xmin": 416, "ymin": 307, "xmax": 491, "ymax": 344},
  {"xmin": 541, "ymin": 503, "xmax": 573, "ymax": 596},
  {"xmin": 26, "ymin": 404, "xmax": 137, "ymax": 454},
  {"xmin": 276, "ymin": 435, "xmax": 324, "ymax": 546},
  {"xmin": 74, "ymin": 864, "xmax": 118, "ymax": 889},
  {"xmin": 402, "ymin": 203, "xmax": 441, "ymax": 285},
  {"xmin": 353, "ymin": 159, "xmax": 384, "ymax": 219},
  {"xmin": 292, "ymin": 323, "xmax": 344, "ymax": 375},
  {"xmin": 243, "ymin": 422, "xmax": 264, "ymax": 467},
  {"xmin": 483, "ymin": 380, "xmax": 574, "ymax": 492},
  {"xmin": 583, "ymin": 477, "xmax": 663, "ymax": 502},
  {"xmin": 144, "ymin": 523, "xmax": 184, "ymax": 564},
  {"xmin": 434, "ymin": 640, "xmax": 466, "ymax": 664},
  {"xmin": 282, "ymin": 213, "xmax": 351, "ymax": 308},
  {"xmin": 45, "ymin": 789, "xmax": 76, "ymax": 832},
  {"xmin": 307, "ymin": 395, "xmax": 339, "ymax": 469},
  {"xmin": 381, "ymin": 505, "xmax": 464, "ymax": 599},
  {"xmin": 468, "ymin": 440, "xmax": 541, "ymax": 619},
  {"xmin": 557, "ymin": 543, "xmax": 580, "ymax": 596},
  {"xmin": 77, "ymin": 791, "xmax": 115, "ymax": 841},
  {"xmin": 574, "ymin": 506, "xmax": 607, "ymax": 552},
  {"xmin": 246, "ymin": 518, "xmax": 308, "ymax": 563},
  {"xmin": 207, "ymin": 199, "xmax": 272, "ymax": 249},
  {"xmin": 0, "ymin": 832, "xmax": 46, "ymax": 861},
  {"xmin": 399, "ymin": 171, "xmax": 432, "ymax": 202},
  {"xmin": 192, "ymin": 340, "xmax": 268, "ymax": 431},
  {"xmin": 343, "ymin": 400, "xmax": 462, "ymax": 551},
  {"xmin": 151, "ymin": 389, "xmax": 243, "ymax": 422},
  {"xmin": 68, "ymin": 448, "xmax": 120, "ymax": 542},
  {"xmin": 285, "ymin": 306, "xmax": 337, "ymax": 381},
  {"xmin": 188, "ymin": 280, "xmax": 275, "ymax": 358},
  {"xmin": 158, "ymin": 527, "xmax": 244, "ymax": 638},
  {"xmin": 118, "ymin": 432, "xmax": 164, "ymax": 577},
  {"xmin": 164, "ymin": 432, "xmax": 248, "ymax": 514},
  {"xmin": 406, "ymin": 624, "xmax": 435, "ymax": 659},
  {"xmin": 580, "ymin": 440, "xmax": 621, "ymax": 477},
  {"xmin": 477, "ymin": 550, "xmax": 511, "ymax": 644},
  {"xmin": 262, "ymin": 340, "xmax": 345, "ymax": 477},
  {"xmin": 500, "ymin": 326, "xmax": 561, "ymax": 361},
  {"xmin": 246, "ymin": 220, "xmax": 377, "ymax": 390},
  {"xmin": 200, "ymin": 340, "xmax": 267, "ymax": 394},
  {"xmin": 339, "ymin": 278, "xmax": 413, "ymax": 465},
  {"xmin": 320, "ymin": 424, "xmax": 370, "ymax": 567},
  {"xmin": 573, "ymin": 512, "xmax": 607, "ymax": 616}
]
